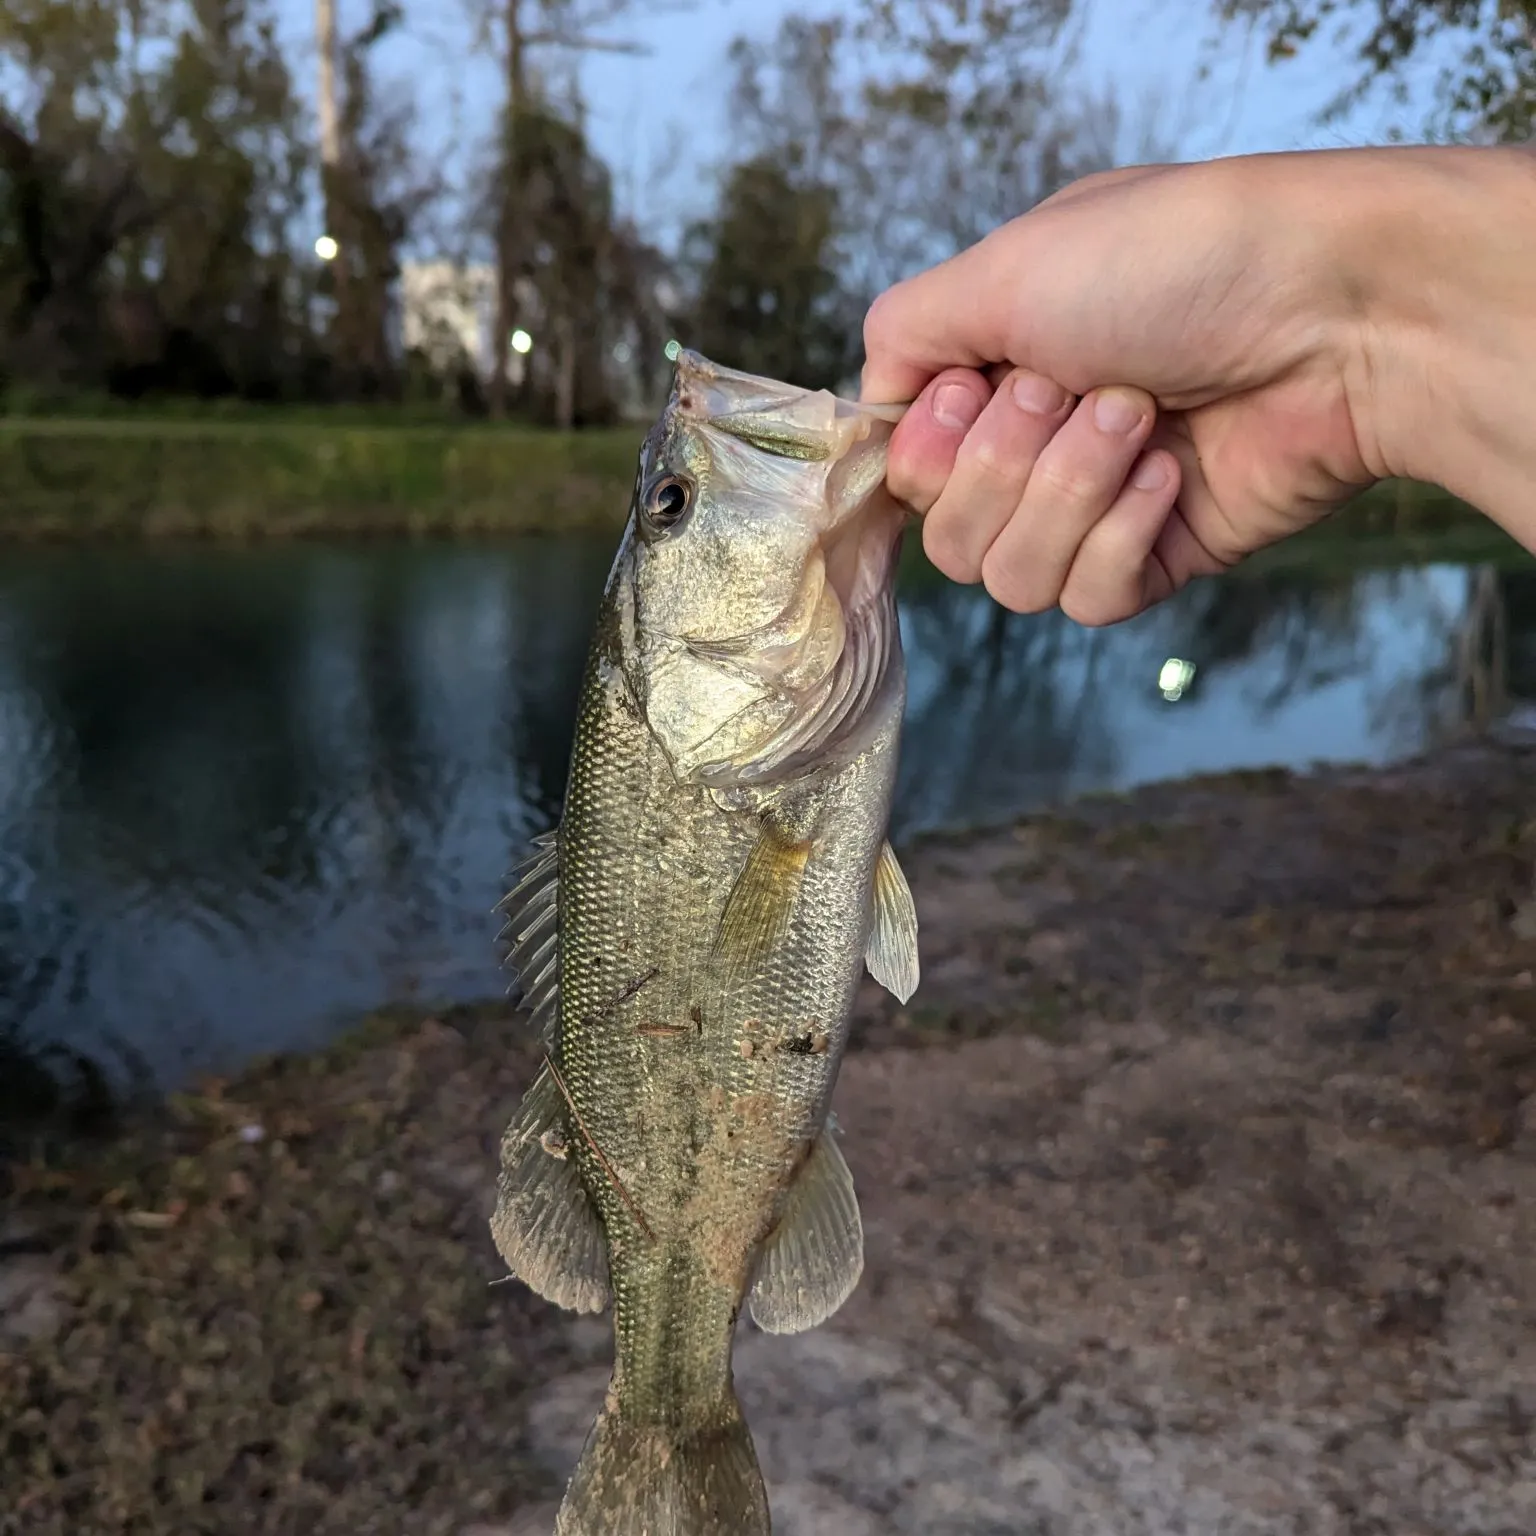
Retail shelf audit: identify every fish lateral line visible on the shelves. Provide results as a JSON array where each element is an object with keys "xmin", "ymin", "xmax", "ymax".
[{"xmin": 541, "ymin": 1050, "xmax": 656, "ymax": 1243}]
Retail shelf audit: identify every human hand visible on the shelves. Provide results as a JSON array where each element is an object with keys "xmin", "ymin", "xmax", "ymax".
[{"xmin": 861, "ymin": 147, "xmax": 1534, "ymax": 624}]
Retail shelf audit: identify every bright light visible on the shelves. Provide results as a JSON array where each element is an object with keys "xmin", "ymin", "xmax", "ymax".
[
  {"xmin": 1158, "ymin": 657, "xmax": 1197, "ymax": 702},
  {"xmin": 612, "ymin": 341, "xmax": 633, "ymax": 365},
  {"xmin": 510, "ymin": 329, "xmax": 533, "ymax": 355},
  {"xmin": 314, "ymin": 235, "xmax": 339, "ymax": 261},
  {"xmin": 663, "ymin": 338, "xmax": 681, "ymax": 362}
]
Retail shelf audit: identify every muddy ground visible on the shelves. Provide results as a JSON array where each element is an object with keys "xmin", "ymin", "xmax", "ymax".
[{"xmin": 3, "ymin": 738, "xmax": 1534, "ymax": 1535}]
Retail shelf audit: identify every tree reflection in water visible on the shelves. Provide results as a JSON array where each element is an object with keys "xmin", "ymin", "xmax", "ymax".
[{"xmin": 0, "ymin": 541, "xmax": 1529, "ymax": 1107}]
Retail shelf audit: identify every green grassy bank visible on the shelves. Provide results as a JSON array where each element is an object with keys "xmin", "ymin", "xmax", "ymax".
[
  {"xmin": 0, "ymin": 417, "xmax": 646, "ymax": 540},
  {"xmin": 0, "ymin": 411, "xmax": 1495, "ymax": 544}
]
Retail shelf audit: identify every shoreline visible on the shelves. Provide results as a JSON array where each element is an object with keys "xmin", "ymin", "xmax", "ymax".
[
  {"xmin": 3, "ymin": 737, "xmax": 1534, "ymax": 1533},
  {"xmin": 0, "ymin": 417, "xmax": 1498, "ymax": 548}
]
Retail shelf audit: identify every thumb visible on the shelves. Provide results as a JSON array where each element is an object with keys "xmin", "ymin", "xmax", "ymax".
[{"xmin": 884, "ymin": 369, "xmax": 992, "ymax": 513}]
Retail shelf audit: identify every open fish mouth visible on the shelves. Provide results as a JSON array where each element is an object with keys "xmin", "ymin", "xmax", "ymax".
[{"xmin": 632, "ymin": 352, "xmax": 912, "ymax": 789}]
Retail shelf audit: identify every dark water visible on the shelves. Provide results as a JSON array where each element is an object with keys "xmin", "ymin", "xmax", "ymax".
[{"xmin": 1, "ymin": 538, "xmax": 1531, "ymax": 1103}]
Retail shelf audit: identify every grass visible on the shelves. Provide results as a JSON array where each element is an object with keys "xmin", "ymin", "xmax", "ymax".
[
  {"xmin": 0, "ymin": 403, "xmax": 1515, "ymax": 552},
  {"xmin": 0, "ymin": 1003, "xmax": 565, "ymax": 1536},
  {"xmin": 0, "ymin": 417, "xmax": 645, "ymax": 541}
]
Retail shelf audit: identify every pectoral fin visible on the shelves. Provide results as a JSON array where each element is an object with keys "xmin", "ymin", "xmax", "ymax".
[
  {"xmin": 749, "ymin": 1121, "xmax": 863, "ymax": 1334},
  {"xmin": 714, "ymin": 825, "xmax": 812, "ymax": 986},
  {"xmin": 490, "ymin": 1064, "xmax": 610, "ymax": 1314},
  {"xmin": 864, "ymin": 839, "xmax": 919, "ymax": 1003}
]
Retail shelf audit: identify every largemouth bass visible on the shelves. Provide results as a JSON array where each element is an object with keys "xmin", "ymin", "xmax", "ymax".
[{"xmin": 490, "ymin": 350, "xmax": 919, "ymax": 1535}]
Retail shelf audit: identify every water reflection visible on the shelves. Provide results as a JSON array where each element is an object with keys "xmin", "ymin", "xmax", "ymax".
[{"xmin": 0, "ymin": 541, "xmax": 1527, "ymax": 1101}]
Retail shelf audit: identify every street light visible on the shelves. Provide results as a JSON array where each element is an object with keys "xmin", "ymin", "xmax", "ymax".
[
  {"xmin": 314, "ymin": 235, "xmax": 339, "ymax": 261},
  {"xmin": 1158, "ymin": 657, "xmax": 1197, "ymax": 702},
  {"xmin": 510, "ymin": 329, "xmax": 533, "ymax": 356}
]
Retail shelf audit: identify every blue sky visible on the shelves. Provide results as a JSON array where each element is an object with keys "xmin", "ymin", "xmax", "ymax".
[{"xmin": 273, "ymin": 0, "xmax": 1449, "ymax": 256}]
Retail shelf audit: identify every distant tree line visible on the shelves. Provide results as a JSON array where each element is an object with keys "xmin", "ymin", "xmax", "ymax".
[{"xmin": 0, "ymin": 0, "xmax": 1527, "ymax": 421}]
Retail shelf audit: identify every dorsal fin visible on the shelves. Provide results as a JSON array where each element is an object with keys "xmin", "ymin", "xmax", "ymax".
[{"xmin": 497, "ymin": 829, "xmax": 560, "ymax": 1042}]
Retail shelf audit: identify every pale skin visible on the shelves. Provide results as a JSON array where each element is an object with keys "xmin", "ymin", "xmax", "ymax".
[{"xmin": 859, "ymin": 144, "xmax": 1536, "ymax": 626}]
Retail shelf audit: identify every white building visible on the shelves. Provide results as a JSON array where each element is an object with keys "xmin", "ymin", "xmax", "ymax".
[{"xmin": 399, "ymin": 261, "xmax": 533, "ymax": 386}]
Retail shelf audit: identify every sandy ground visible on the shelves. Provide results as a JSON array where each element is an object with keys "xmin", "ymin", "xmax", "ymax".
[{"xmin": 4, "ymin": 738, "xmax": 1535, "ymax": 1534}]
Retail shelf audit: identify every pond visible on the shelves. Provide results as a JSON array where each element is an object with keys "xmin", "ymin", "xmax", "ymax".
[{"xmin": 2, "ymin": 536, "xmax": 1533, "ymax": 1106}]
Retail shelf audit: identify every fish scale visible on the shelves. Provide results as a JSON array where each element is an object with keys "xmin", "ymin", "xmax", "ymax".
[{"xmin": 490, "ymin": 350, "xmax": 920, "ymax": 1535}]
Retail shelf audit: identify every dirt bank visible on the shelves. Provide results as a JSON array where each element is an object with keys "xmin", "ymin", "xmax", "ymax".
[{"xmin": 4, "ymin": 737, "xmax": 1534, "ymax": 1534}]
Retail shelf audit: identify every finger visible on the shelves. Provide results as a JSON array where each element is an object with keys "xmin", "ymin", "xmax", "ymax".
[
  {"xmin": 858, "ymin": 166, "xmax": 1171, "ymax": 405},
  {"xmin": 921, "ymin": 369, "xmax": 1075, "ymax": 583},
  {"xmin": 980, "ymin": 386, "xmax": 1156, "ymax": 613},
  {"xmin": 1034, "ymin": 161, "xmax": 1172, "ymax": 212},
  {"xmin": 859, "ymin": 241, "xmax": 1010, "ymax": 404},
  {"xmin": 1056, "ymin": 449, "xmax": 1184, "ymax": 626},
  {"xmin": 885, "ymin": 368, "xmax": 993, "ymax": 514}
]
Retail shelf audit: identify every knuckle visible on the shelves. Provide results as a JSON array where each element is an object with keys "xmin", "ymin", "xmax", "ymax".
[
  {"xmin": 861, "ymin": 286, "xmax": 904, "ymax": 353},
  {"xmin": 956, "ymin": 418, "xmax": 1036, "ymax": 488},
  {"xmin": 1032, "ymin": 453, "xmax": 1106, "ymax": 509},
  {"xmin": 981, "ymin": 547, "xmax": 1054, "ymax": 615},
  {"xmin": 923, "ymin": 517, "xmax": 983, "ymax": 584},
  {"xmin": 883, "ymin": 445, "xmax": 933, "ymax": 512},
  {"xmin": 959, "ymin": 432, "xmax": 1011, "ymax": 482},
  {"xmin": 1059, "ymin": 587, "xmax": 1124, "ymax": 628}
]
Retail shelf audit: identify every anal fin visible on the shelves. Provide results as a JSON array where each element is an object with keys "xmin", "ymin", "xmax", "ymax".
[
  {"xmin": 864, "ymin": 838, "xmax": 919, "ymax": 1003},
  {"xmin": 748, "ymin": 1122, "xmax": 863, "ymax": 1334},
  {"xmin": 491, "ymin": 1064, "xmax": 610, "ymax": 1314}
]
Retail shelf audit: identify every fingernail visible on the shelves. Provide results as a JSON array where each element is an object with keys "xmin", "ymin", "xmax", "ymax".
[
  {"xmin": 932, "ymin": 381, "xmax": 983, "ymax": 431},
  {"xmin": 1011, "ymin": 371, "xmax": 1068, "ymax": 416},
  {"xmin": 1132, "ymin": 453, "xmax": 1168, "ymax": 491},
  {"xmin": 1094, "ymin": 388, "xmax": 1145, "ymax": 436}
]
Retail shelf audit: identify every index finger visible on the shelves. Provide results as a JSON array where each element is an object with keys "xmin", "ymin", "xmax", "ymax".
[
  {"xmin": 858, "ymin": 238, "xmax": 1015, "ymax": 405},
  {"xmin": 860, "ymin": 164, "xmax": 1170, "ymax": 404}
]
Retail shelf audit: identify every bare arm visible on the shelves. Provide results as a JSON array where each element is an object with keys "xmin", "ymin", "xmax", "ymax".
[{"xmin": 860, "ymin": 145, "xmax": 1536, "ymax": 624}]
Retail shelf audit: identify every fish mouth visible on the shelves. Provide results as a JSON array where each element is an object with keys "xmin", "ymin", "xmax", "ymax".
[
  {"xmin": 647, "ymin": 354, "xmax": 911, "ymax": 788},
  {"xmin": 669, "ymin": 350, "xmax": 907, "ymax": 458}
]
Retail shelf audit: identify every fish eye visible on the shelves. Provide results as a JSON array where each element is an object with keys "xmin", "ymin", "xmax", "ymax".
[{"xmin": 641, "ymin": 473, "xmax": 693, "ymax": 534}]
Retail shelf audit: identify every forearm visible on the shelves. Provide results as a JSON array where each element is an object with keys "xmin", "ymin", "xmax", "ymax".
[{"xmin": 1343, "ymin": 144, "xmax": 1536, "ymax": 545}]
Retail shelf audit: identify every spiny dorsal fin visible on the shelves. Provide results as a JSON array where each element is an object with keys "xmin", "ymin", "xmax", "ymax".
[
  {"xmin": 497, "ymin": 829, "xmax": 560, "ymax": 1042},
  {"xmin": 713, "ymin": 824, "xmax": 812, "ymax": 986},
  {"xmin": 748, "ymin": 1121, "xmax": 863, "ymax": 1334},
  {"xmin": 490, "ymin": 1063, "xmax": 610, "ymax": 1314},
  {"xmin": 864, "ymin": 839, "xmax": 919, "ymax": 1003}
]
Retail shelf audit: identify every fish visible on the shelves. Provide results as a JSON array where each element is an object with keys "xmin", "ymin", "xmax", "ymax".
[{"xmin": 490, "ymin": 348, "xmax": 919, "ymax": 1535}]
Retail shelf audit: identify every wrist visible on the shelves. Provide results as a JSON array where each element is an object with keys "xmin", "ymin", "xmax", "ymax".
[{"xmin": 1344, "ymin": 145, "xmax": 1536, "ymax": 536}]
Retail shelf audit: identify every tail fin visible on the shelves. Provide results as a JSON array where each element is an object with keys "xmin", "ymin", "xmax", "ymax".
[{"xmin": 554, "ymin": 1386, "xmax": 770, "ymax": 1536}]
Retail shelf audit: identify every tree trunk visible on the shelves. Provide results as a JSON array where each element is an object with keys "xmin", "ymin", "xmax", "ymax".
[
  {"xmin": 316, "ymin": 0, "xmax": 340, "ymax": 172},
  {"xmin": 553, "ymin": 308, "xmax": 576, "ymax": 430},
  {"xmin": 315, "ymin": 0, "xmax": 351, "ymax": 386},
  {"xmin": 489, "ymin": 0, "xmax": 525, "ymax": 419}
]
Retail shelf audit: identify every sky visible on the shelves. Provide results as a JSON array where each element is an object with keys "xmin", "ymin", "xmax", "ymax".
[{"xmin": 272, "ymin": 0, "xmax": 1453, "ymax": 257}]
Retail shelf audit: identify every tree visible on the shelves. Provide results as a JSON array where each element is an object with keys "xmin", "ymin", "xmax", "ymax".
[
  {"xmin": 320, "ymin": 1, "xmax": 440, "ymax": 397},
  {"xmin": 1214, "ymin": 1, "xmax": 1536, "ymax": 141},
  {"xmin": 695, "ymin": 1, "xmax": 1152, "ymax": 381},
  {"xmin": 683, "ymin": 156, "xmax": 859, "ymax": 391},
  {"xmin": 486, "ymin": 95, "xmax": 670, "ymax": 426},
  {"xmin": 0, "ymin": 0, "xmax": 311, "ymax": 396},
  {"xmin": 120, "ymin": 0, "xmax": 308, "ymax": 395},
  {"xmin": 463, "ymin": 0, "xmax": 693, "ymax": 417},
  {"xmin": 0, "ymin": 0, "xmax": 166, "ymax": 388}
]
